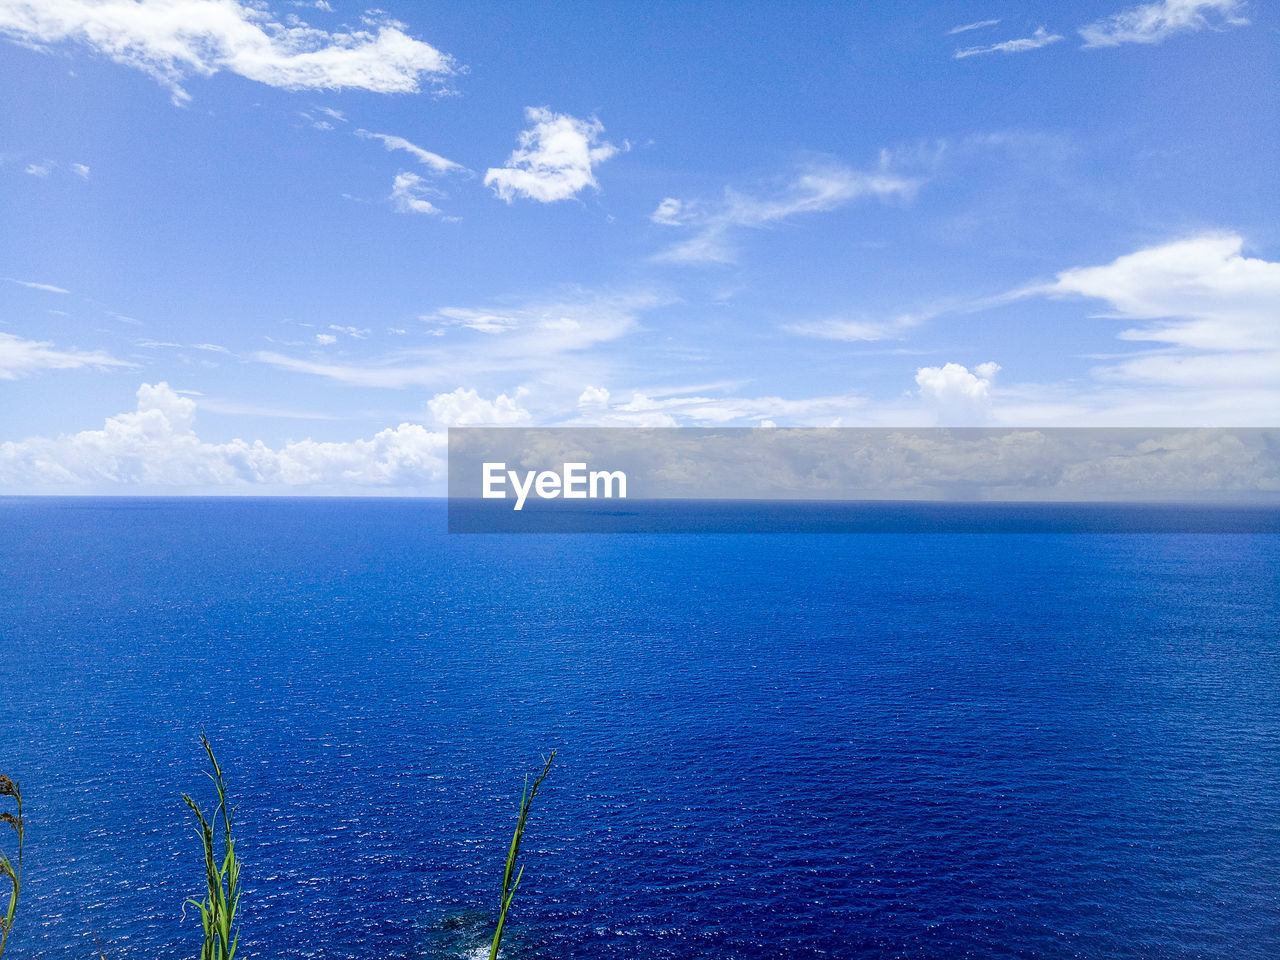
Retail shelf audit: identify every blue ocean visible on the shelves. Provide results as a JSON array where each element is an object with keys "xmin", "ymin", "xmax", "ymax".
[{"xmin": 1, "ymin": 497, "xmax": 1278, "ymax": 960}]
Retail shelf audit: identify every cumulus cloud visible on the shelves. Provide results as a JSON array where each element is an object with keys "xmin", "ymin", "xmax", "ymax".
[
  {"xmin": 0, "ymin": 382, "xmax": 447, "ymax": 490},
  {"xmin": 0, "ymin": 0, "xmax": 455, "ymax": 104},
  {"xmin": 70, "ymin": 162, "xmax": 90, "ymax": 178},
  {"xmin": 1080, "ymin": 0, "xmax": 1248, "ymax": 47},
  {"xmin": 577, "ymin": 385, "xmax": 611, "ymax": 408},
  {"xmin": 427, "ymin": 387, "xmax": 531, "ymax": 426},
  {"xmin": 652, "ymin": 159, "xmax": 918, "ymax": 264},
  {"xmin": 0, "ymin": 331, "xmax": 133, "ymax": 379},
  {"xmin": 954, "ymin": 26, "xmax": 1063, "ymax": 59},
  {"xmin": 484, "ymin": 107, "xmax": 620, "ymax": 203},
  {"xmin": 916, "ymin": 361, "xmax": 1000, "ymax": 423},
  {"xmin": 24, "ymin": 162, "xmax": 50, "ymax": 176},
  {"xmin": 355, "ymin": 129, "xmax": 465, "ymax": 175}
]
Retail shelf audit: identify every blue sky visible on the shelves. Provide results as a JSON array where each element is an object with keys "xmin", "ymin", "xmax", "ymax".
[{"xmin": 1, "ymin": 0, "xmax": 1276, "ymax": 492}]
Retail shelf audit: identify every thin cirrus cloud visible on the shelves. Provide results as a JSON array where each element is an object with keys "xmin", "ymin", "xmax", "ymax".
[
  {"xmin": 1079, "ymin": 0, "xmax": 1248, "ymax": 47},
  {"xmin": 953, "ymin": 0, "xmax": 1249, "ymax": 59},
  {"xmin": 570, "ymin": 387, "xmax": 869, "ymax": 428},
  {"xmin": 355, "ymin": 129, "xmax": 467, "ymax": 175},
  {"xmin": 787, "ymin": 314, "xmax": 928, "ymax": 343},
  {"xmin": 651, "ymin": 159, "xmax": 919, "ymax": 264},
  {"xmin": 484, "ymin": 107, "xmax": 621, "ymax": 203},
  {"xmin": 20, "ymin": 160, "xmax": 90, "ymax": 178},
  {"xmin": 7, "ymin": 277, "xmax": 69, "ymax": 293},
  {"xmin": 948, "ymin": 19, "xmax": 1001, "ymax": 36},
  {"xmin": 954, "ymin": 26, "xmax": 1064, "ymax": 59},
  {"xmin": 256, "ymin": 288, "xmax": 663, "ymax": 388},
  {"xmin": 358, "ymin": 128, "xmax": 467, "ymax": 218},
  {"xmin": 0, "ymin": 0, "xmax": 456, "ymax": 104},
  {"xmin": 0, "ymin": 331, "xmax": 134, "ymax": 379}
]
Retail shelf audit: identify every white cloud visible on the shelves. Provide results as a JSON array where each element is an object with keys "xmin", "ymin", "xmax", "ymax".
[
  {"xmin": 916, "ymin": 361, "xmax": 1000, "ymax": 422},
  {"xmin": 484, "ymin": 107, "xmax": 620, "ymax": 203},
  {"xmin": 1080, "ymin": 0, "xmax": 1247, "ymax": 47},
  {"xmin": 573, "ymin": 387, "xmax": 868, "ymax": 428},
  {"xmin": 1022, "ymin": 233, "xmax": 1280, "ymax": 402},
  {"xmin": 23, "ymin": 162, "xmax": 50, "ymax": 176},
  {"xmin": 948, "ymin": 19, "xmax": 1001, "ymax": 35},
  {"xmin": 0, "ymin": 0, "xmax": 455, "ymax": 104},
  {"xmin": 315, "ymin": 332, "xmax": 337, "ymax": 345},
  {"xmin": 390, "ymin": 171, "xmax": 450, "ymax": 217},
  {"xmin": 0, "ymin": 331, "xmax": 134, "ymax": 379},
  {"xmin": 70, "ymin": 161, "xmax": 90, "ymax": 178},
  {"xmin": 653, "ymin": 159, "xmax": 918, "ymax": 264},
  {"xmin": 0, "ymin": 382, "xmax": 447, "ymax": 490},
  {"xmin": 577, "ymin": 385, "xmax": 611, "ymax": 408},
  {"xmin": 328, "ymin": 324, "xmax": 370, "ymax": 339},
  {"xmin": 954, "ymin": 26, "xmax": 1063, "ymax": 59},
  {"xmin": 787, "ymin": 313, "xmax": 926, "ymax": 342},
  {"xmin": 427, "ymin": 387, "xmax": 531, "ymax": 426},
  {"xmin": 8, "ymin": 278, "xmax": 69, "ymax": 293},
  {"xmin": 355, "ymin": 129, "xmax": 465, "ymax": 175},
  {"xmin": 650, "ymin": 197, "xmax": 684, "ymax": 225},
  {"xmin": 259, "ymin": 288, "xmax": 662, "ymax": 388},
  {"xmin": 1043, "ymin": 233, "xmax": 1280, "ymax": 365}
]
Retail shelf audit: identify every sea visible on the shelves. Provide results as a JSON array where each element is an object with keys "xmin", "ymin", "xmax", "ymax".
[{"xmin": 1, "ymin": 497, "xmax": 1277, "ymax": 959}]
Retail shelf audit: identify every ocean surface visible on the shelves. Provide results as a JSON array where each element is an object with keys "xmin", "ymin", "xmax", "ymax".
[{"xmin": 1, "ymin": 497, "xmax": 1278, "ymax": 960}]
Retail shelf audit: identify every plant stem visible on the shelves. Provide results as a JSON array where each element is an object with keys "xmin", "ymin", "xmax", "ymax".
[{"xmin": 489, "ymin": 750, "xmax": 555, "ymax": 960}]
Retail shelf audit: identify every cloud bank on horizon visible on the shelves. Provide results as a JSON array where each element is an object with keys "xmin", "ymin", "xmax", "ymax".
[{"xmin": 0, "ymin": 0, "xmax": 1275, "ymax": 491}]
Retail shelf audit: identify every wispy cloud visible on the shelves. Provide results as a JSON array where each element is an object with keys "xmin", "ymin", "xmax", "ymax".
[
  {"xmin": 948, "ymin": 19, "xmax": 1001, "ymax": 35},
  {"xmin": 389, "ymin": 172, "xmax": 453, "ymax": 218},
  {"xmin": 485, "ymin": 107, "xmax": 621, "ymax": 203},
  {"xmin": 787, "ymin": 314, "xmax": 926, "ymax": 342},
  {"xmin": 356, "ymin": 129, "xmax": 466, "ymax": 175},
  {"xmin": 0, "ymin": 331, "xmax": 133, "ymax": 379},
  {"xmin": 652, "ymin": 158, "xmax": 919, "ymax": 264},
  {"xmin": 571, "ymin": 387, "xmax": 868, "ymax": 428},
  {"xmin": 954, "ymin": 26, "xmax": 1063, "ymax": 59},
  {"xmin": 257, "ymin": 288, "xmax": 664, "ymax": 389},
  {"xmin": 0, "ymin": 0, "xmax": 456, "ymax": 104},
  {"xmin": 7, "ymin": 277, "xmax": 69, "ymax": 293},
  {"xmin": 1080, "ymin": 0, "xmax": 1248, "ymax": 47}
]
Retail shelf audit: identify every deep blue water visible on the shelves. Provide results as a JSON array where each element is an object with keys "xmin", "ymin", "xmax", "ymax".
[{"xmin": 1, "ymin": 497, "xmax": 1278, "ymax": 960}]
